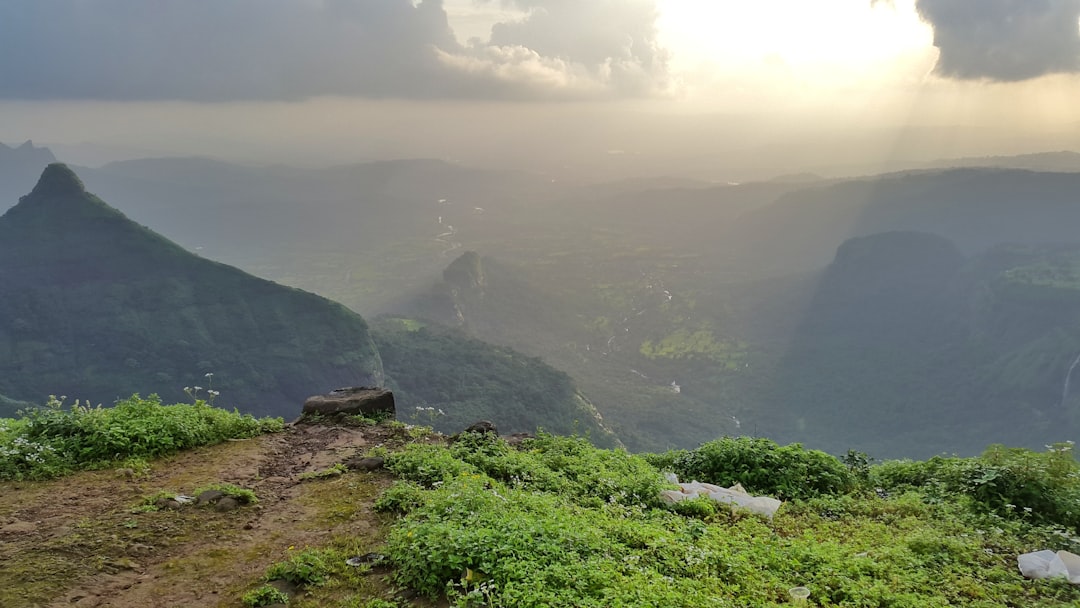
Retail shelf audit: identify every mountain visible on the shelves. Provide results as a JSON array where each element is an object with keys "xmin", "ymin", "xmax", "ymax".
[
  {"xmin": 0, "ymin": 140, "xmax": 56, "ymax": 204},
  {"xmin": 371, "ymin": 316, "xmax": 615, "ymax": 444},
  {"xmin": 723, "ymin": 168, "xmax": 1080, "ymax": 276},
  {"xmin": 29, "ymin": 155, "xmax": 569, "ymax": 315},
  {"xmin": 924, "ymin": 150, "xmax": 1080, "ymax": 173},
  {"xmin": 395, "ymin": 252, "xmax": 740, "ymax": 452},
  {"xmin": 768, "ymin": 232, "xmax": 1080, "ymax": 456},
  {"xmin": 0, "ymin": 164, "xmax": 383, "ymax": 417}
]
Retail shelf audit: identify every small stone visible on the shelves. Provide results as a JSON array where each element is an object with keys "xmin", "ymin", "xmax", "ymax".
[
  {"xmin": 343, "ymin": 456, "xmax": 384, "ymax": 472},
  {"xmin": 215, "ymin": 497, "xmax": 240, "ymax": 512},
  {"xmin": 128, "ymin": 543, "xmax": 155, "ymax": 555},
  {"xmin": 155, "ymin": 498, "xmax": 182, "ymax": 510},
  {"xmin": 197, "ymin": 490, "xmax": 226, "ymax": 504}
]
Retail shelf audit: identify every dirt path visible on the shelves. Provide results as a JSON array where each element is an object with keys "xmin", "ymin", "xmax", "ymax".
[{"xmin": 0, "ymin": 421, "xmax": 419, "ymax": 608}]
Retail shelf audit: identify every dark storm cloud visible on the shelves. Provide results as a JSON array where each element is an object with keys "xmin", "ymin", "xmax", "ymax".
[
  {"xmin": 914, "ymin": 0, "xmax": 1080, "ymax": 81},
  {"xmin": 0, "ymin": 0, "xmax": 669, "ymax": 101}
]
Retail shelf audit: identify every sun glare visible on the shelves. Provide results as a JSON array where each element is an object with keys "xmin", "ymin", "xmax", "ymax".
[{"xmin": 657, "ymin": 0, "xmax": 932, "ymax": 75}]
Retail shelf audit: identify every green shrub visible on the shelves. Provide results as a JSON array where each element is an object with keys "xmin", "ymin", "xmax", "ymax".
[
  {"xmin": 871, "ymin": 442, "xmax": 1080, "ymax": 529},
  {"xmin": 0, "ymin": 394, "xmax": 282, "ymax": 480},
  {"xmin": 385, "ymin": 443, "xmax": 480, "ymax": 486},
  {"xmin": 374, "ymin": 434, "xmax": 1080, "ymax": 606},
  {"xmin": 242, "ymin": 585, "xmax": 289, "ymax": 607},
  {"xmin": 374, "ymin": 481, "xmax": 428, "ymax": 514},
  {"xmin": 671, "ymin": 495, "xmax": 719, "ymax": 519},
  {"xmin": 652, "ymin": 437, "xmax": 855, "ymax": 500},
  {"xmin": 265, "ymin": 548, "xmax": 332, "ymax": 587}
]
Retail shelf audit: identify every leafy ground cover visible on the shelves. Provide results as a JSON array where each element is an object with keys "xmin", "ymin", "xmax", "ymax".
[
  {"xmin": 377, "ymin": 434, "xmax": 1080, "ymax": 607},
  {"xmin": 0, "ymin": 394, "xmax": 284, "ymax": 480},
  {"xmin": 3, "ymin": 399, "xmax": 1080, "ymax": 607}
]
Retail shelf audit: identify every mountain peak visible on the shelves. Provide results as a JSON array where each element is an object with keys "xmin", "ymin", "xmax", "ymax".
[{"xmin": 29, "ymin": 163, "xmax": 86, "ymax": 199}]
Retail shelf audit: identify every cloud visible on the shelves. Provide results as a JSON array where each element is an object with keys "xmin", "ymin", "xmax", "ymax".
[
  {"xmin": 0, "ymin": 0, "xmax": 669, "ymax": 102},
  {"xmin": 913, "ymin": 0, "xmax": 1080, "ymax": 81},
  {"xmin": 481, "ymin": 0, "xmax": 669, "ymax": 96}
]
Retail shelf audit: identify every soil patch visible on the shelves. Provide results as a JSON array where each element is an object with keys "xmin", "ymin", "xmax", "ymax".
[{"xmin": 0, "ymin": 420, "xmax": 423, "ymax": 608}]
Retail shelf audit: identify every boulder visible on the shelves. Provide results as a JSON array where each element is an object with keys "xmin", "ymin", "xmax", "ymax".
[
  {"xmin": 504, "ymin": 432, "xmax": 536, "ymax": 448},
  {"xmin": 463, "ymin": 420, "xmax": 498, "ymax": 435},
  {"xmin": 302, "ymin": 387, "xmax": 395, "ymax": 419},
  {"xmin": 343, "ymin": 456, "xmax": 385, "ymax": 472}
]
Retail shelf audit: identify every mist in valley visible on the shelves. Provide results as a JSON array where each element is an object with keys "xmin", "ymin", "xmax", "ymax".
[{"xmin": 4, "ymin": 0, "xmax": 1080, "ymax": 459}]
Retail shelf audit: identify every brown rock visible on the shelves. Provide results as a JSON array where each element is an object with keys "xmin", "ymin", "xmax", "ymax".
[
  {"xmin": 302, "ymin": 387, "xmax": 395, "ymax": 418},
  {"xmin": 197, "ymin": 490, "xmax": 226, "ymax": 504},
  {"xmin": 343, "ymin": 456, "xmax": 385, "ymax": 472},
  {"xmin": 215, "ymin": 496, "xmax": 240, "ymax": 512},
  {"xmin": 463, "ymin": 420, "xmax": 498, "ymax": 435},
  {"xmin": 504, "ymin": 432, "xmax": 536, "ymax": 448}
]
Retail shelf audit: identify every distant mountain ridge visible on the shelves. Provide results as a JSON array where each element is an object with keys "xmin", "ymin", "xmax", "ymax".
[
  {"xmin": 722, "ymin": 168, "xmax": 1080, "ymax": 276},
  {"xmin": 0, "ymin": 164, "xmax": 383, "ymax": 417},
  {"xmin": 0, "ymin": 139, "xmax": 56, "ymax": 205}
]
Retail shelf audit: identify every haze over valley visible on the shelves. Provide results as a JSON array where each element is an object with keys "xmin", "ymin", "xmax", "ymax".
[{"xmin": 4, "ymin": 0, "xmax": 1080, "ymax": 459}]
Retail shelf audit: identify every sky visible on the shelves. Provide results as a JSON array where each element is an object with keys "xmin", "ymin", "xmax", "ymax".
[{"xmin": 1, "ymin": 0, "xmax": 1080, "ymax": 181}]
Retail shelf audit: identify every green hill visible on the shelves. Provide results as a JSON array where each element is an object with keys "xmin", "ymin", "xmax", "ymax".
[
  {"xmin": 767, "ymin": 233, "xmax": 1080, "ymax": 456},
  {"xmin": 395, "ymin": 252, "xmax": 739, "ymax": 452},
  {"xmin": 371, "ymin": 316, "xmax": 614, "ymax": 444},
  {"xmin": 0, "ymin": 164, "xmax": 383, "ymax": 417}
]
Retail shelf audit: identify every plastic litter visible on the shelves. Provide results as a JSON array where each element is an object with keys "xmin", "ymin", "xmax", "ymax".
[
  {"xmin": 660, "ymin": 474, "xmax": 783, "ymax": 518},
  {"xmin": 346, "ymin": 553, "xmax": 388, "ymax": 567},
  {"xmin": 174, "ymin": 495, "xmax": 196, "ymax": 504},
  {"xmin": 1018, "ymin": 550, "xmax": 1080, "ymax": 584},
  {"xmin": 788, "ymin": 586, "xmax": 810, "ymax": 603}
]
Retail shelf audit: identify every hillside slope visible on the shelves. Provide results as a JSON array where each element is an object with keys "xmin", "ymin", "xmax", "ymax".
[
  {"xmin": 371, "ymin": 316, "xmax": 614, "ymax": 444},
  {"xmin": 0, "ymin": 164, "xmax": 382, "ymax": 417},
  {"xmin": 768, "ymin": 232, "xmax": 1080, "ymax": 456},
  {"xmin": 3, "ymin": 405, "xmax": 1079, "ymax": 608}
]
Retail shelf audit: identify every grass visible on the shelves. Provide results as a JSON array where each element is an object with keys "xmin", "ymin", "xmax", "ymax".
[
  {"xmin": 372, "ymin": 433, "xmax": 1080, "ymax": 607},
  {"xmin": 0, "ymin": 394, "xmax": 283, "ymax": 480},
  {"xmin": 5, "ymin": 397, "xmax": 1079, "ymax": 607}
]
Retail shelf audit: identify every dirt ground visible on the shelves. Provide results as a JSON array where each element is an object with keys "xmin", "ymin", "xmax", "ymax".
[{"xmin": 0, "ymin": 420, "xmax": 431, "ymax": 608}]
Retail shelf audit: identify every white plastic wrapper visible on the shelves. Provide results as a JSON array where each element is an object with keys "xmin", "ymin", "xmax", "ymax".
[
  {"xmin": 661, "ymin": 474, "xmax": 782, "ymax": 518},
  {"xmin": 1018, "ymin": 549, "xmax": 1080, "ymax": 584}
]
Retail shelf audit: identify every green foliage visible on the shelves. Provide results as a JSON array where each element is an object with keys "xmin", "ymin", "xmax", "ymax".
[
  {"xmin": 381, "ymin": 434, "xmax": 1080, "ymax": 607},
  {"xmin": 193, "ymin": 482, "xmax": 258, "ymax": 504},
  {"xmin": 639, "ymin": 328, "xmax": 748, "ymax": 366},
  {"xmin": 386, "ymin": 432, "xmax": 665, "ymax": 507},
  {"xmin": 373, "ymin": 481, "xmax": 428, "ymax": 514},
  {"xmin": 385, "ymin": 443, "xmax": 480, "ymax": 486},
  {"xmin": 872, "ymin": 442, "xmax": 1080, "ymax": 530},
  {"xmin": 0, "ymin": 394, "xmax": 283, "ymax": 480},
  {"xmin": 265, "ymin": 548, "xmax": 334, "ymax": 588},
  {"xmin": 647, "ymin": 437, "xmax": 855, "ymax": 500},
  {"xmin": 670, "ymin": 495, "xmax": 719, "ymax": 519},
  {"xmin": 299, "ymin": 463, "xmax": 349, "ymax": 481},
  {"xmin": 371, "ymin": 317, "xmax": 607, "ymax": 441},
  {"xmin": 242, "ymin": 585, "xmax": 289, "ymax": 607}
]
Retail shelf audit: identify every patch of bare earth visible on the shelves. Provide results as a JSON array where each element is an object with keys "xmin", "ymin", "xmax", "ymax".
[{"xmin": 0, "ymin": 421, "xmax": 425, "ymax": 608}]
